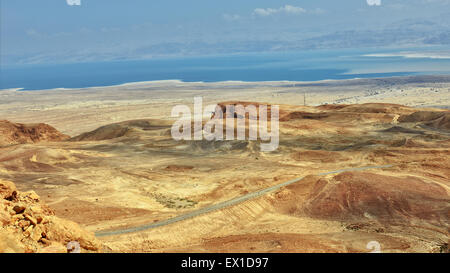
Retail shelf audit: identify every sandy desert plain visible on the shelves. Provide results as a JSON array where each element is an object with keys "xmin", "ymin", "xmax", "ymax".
[{"xmin": 0, "ymin": 75, "xmax": 449, "ymax": 253}]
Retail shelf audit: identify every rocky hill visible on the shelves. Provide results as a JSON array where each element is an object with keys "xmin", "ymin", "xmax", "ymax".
[
  {"xmin": 0, "ymin": 179, "xmax": 102, "ymax": 253},
  {"xmin": 0, "ymin": 120, "xmax": 69, "ymax": 147}
]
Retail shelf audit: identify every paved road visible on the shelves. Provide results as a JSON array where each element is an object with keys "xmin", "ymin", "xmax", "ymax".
[{"xmin": 95, "ymin": 164, "xmax": 393, "ymax": 237}]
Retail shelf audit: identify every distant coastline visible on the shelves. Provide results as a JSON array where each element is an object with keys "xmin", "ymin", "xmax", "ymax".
[
  {"xmin": 3, "ymin": 74, "xmax": 450, "ymax": 93},
  {"xmin": 1, "ymin": 48, "xmax": 450, "ymax": 91},
  {"xmin": 363, "ymin": 52, "xmax": 450, "ymax": 60}
]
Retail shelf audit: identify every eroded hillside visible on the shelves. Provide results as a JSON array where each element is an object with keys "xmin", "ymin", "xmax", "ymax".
[{"xmin": 0, "ymin": 103, "xmax": 448, "ymax": 253}]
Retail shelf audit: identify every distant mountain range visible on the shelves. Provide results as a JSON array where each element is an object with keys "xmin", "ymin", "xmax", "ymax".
[{"xmin": 2, "ymin": 18, "xmax": 449, "ymax": 65}]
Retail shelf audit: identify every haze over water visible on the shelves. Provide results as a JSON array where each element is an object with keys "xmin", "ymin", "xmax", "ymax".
[{"xmin": 2, "ymin": 47, "xmax": 450, "ymax": 91}]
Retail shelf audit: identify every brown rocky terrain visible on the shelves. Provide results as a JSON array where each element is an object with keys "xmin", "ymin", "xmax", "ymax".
[
  {"xmin": 0, "ymin": 120, "xmax": 69, "ymax": 147},
  {"xmin": 0, "ymin": 179, "xmax": 102, "ymax": 253},
  {"xmin": 398, "ymin": 111, "xmax": 450, "ymax": 130},
  {"xmin": 267, "ymin": 172, "xmax": 449, "ymax": 232},
  {"xmin": 0, "ymin": 79, "xmax": 449, "ymax": 253}
]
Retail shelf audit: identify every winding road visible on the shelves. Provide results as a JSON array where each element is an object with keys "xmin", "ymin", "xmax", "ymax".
[{"xmin": 95, "ymin": 164, "xmax": 393, "ymax": 237}]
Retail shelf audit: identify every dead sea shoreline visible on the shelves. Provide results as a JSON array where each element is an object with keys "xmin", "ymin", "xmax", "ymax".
[
  {"xmin": 2, "ymin": 74, "xmax": 450, "ymax": 93},
  {"xmin": 0, "ymin": 74, "xmax": 449, "ymax": 136}
]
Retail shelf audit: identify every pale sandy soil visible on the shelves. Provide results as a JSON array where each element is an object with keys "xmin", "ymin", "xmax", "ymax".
[
  {"xmin": 0, "ymin": 75, "xmax": 449, "ymax": 253},
  {"xmin": 1, "ymin": 76, "xmax": 449, "ymax": 136}
]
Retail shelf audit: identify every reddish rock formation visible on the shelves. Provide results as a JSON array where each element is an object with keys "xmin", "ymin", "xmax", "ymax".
[
  {"xmin": 0, "ymin": 120, "xmax": 69, "ymax": 146},
  {"xmin": 303, "ymin": 172, "xmax": 449, "ymax": 224}
]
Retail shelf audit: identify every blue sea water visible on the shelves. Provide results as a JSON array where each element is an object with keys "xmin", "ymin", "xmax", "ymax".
[{"xmin": 1, "ymin": 48, "xmax": 450, "ymax": 90}]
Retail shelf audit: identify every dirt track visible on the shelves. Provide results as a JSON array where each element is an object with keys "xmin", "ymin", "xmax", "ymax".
[{"xmin": 95, "ymin": 164, "xmax": 393, "ymax": 237}]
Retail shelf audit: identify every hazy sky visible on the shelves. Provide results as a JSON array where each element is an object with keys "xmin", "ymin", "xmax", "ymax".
[{"xmin": 1, "ymin": 0, "xmax": 449, "ymax": 65}]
